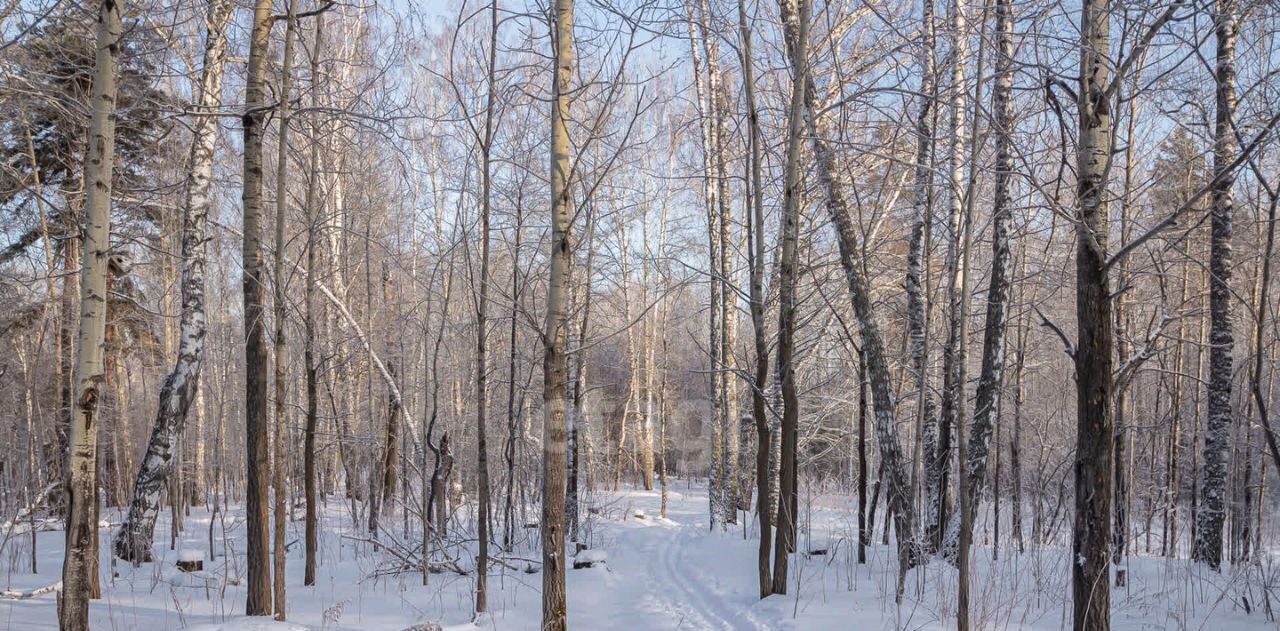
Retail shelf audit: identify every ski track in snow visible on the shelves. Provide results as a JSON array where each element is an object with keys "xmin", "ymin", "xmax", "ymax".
[
  {"xmin": 616, "ymin": 499, "xmax": 770, "ymax": 631},
  {"xmin": 2, "ymin": 484, "xmax": 1276, "ymax": 630}
]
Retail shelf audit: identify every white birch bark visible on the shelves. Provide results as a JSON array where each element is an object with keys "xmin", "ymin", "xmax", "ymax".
[
  {"xmin": 112, "ymin": 0, "xmax": 231, "ymax": 565},
  {"xmin": 1193, "ymin": 0, "xmax": 1237, "ymax": 571}
]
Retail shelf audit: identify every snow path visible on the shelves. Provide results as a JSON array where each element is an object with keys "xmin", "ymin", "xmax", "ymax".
[
  {"xmin": 3, "ymin": 482, "xmax": 1275, "ymax": 629},
  {"xmin": 568, "ymin": 489, "xmax": 776, "ymax": 631}
]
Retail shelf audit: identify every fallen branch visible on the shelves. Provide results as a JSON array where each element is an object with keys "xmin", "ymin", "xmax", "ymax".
[{"xmin": 0, "ymin": 582, "xmax": 60, "ymax": 600}]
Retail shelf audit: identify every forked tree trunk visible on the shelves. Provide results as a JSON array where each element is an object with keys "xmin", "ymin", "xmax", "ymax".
[
  {"xmin": 929, "ymin": 0, "xmax": 969, "ymax": 552},
  {"xmin": 736, "ymin": 0, "xmax": 772, "ymax": 598},
  {"xmin": 942, "ymin": 0, "xmax": 1014, "ymax": 561},
  {"xmin": 779, "ymin": 0, "xmax": 923, "ymax": 590},
  {"xmin": 113, "ymin": 0, "xmax": 232, "ymax": 564},
  {"xmin": 771, "ymin": 0, "xmax": 808, "ymax": 596},
  {"xmin": 907, "ymin": 0, "xmax": 937, "ymax": 517},
  {"xmin": 59, "ymin": 0, "xmax": 121, "ymax": 627}
]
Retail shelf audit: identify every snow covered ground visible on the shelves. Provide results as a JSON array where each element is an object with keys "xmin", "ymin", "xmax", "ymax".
[{"xmin": 1, "ymin": 483, "xmax": 1277, "ymax": 629}]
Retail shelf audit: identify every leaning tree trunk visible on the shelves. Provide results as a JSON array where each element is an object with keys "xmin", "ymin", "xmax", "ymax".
[
  {"xmin": 542, "ymin": 0, "xmax": 574, "ymax": 627},
  {"xmin": 1193, "ymin": 0, "xmax": 1237, "ymax": 572},
  {"xmin": 1073, "ymin": 1, "xmax": 1115, "ymax": 628},
  {"xmin": 942, "ymin": 0, "xmax": 1014, "ymax": 561},
  {"xmin": 242, "ymin": 0, "xmax": 277, "ymax": 615},
  {"xmin": 59, "ymin": 0, "xmax": 121, "ymax": 627},
  {"xmin": 113, "ymin": 0, "xmax": 232, "ymax": 565},
  {"xmin": 779, "ymin": 0, "xmax": 923, "ymax": 589}
]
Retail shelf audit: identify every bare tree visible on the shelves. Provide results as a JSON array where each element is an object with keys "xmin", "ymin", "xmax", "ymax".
[
  {"xmin": 59, "ymin": 0, "xmax": 122, "ymax": 626},
  {"xmin": 1193, "ymin": 0, "xmax": 1238, "ymax": 571},
  {"xmin": 242, "ymin": 0, "xmax": 278, "ymax": 614},
  {"xmin": 542, "ymin": 0, "xmax": 574, "ymax": 627},
  {"xmin": 1071, "ymin": 1, "xmax": 1116, "ymax": 627},
  {"xmin": 113, "ymin": 0, "xmax": 232, "ymax": 564}
]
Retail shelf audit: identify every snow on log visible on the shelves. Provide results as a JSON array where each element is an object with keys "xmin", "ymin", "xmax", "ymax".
[{"xmin": 573, "ymin": 549, "xmax": 607, "ymax": 569}]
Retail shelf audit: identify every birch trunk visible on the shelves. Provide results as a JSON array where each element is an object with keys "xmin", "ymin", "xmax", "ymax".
[
  {"xmin": 942, "ymin": 0, "xmax": 1014, "ymax": 561},
  {"xmin": 779, "ymin": 0, "xmax": 923, "ymax": 584},
  {"xmin": 772, "ymin": 0, "xmax": 809, "ymax": 595},
  {"xmin": 1073, "ymin": 1, "xmax": 1115, "ymax": 627},
  {"xmin": 929, "ymin": 0, "xmax": 968, "ymax": 551},
  {"xmin": 686, "ymin": 1, "xmax": 726, "ymax": 527},
  {"xmin": 1193, "ymin": 0, "xmax": 1237, "ymax": 571},
  {"xmin": 907, "ymin": 0, "xmax": 937, "ymax": 520},
  {"xmin": 113, "ymin": 0, "xmax": 231, "ymax": 564}
]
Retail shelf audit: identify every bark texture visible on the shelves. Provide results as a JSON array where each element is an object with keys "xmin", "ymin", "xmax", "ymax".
[
  {"xmin": 60, "ymin": 0, "xmax": 122, "ymax": 626},
  {"xmin": 542, "ymin": 0, "xmax": 574, "ymax": 627},
  {"xmin": 1193, "ymin": 0, "xmax": 1237, "ymax": 571},
  {"xmin": 113, "ymin": 0, "xmax": 231, "ymax": 564},
  {"xmin": 242, "ymin": 0, "xmax": 276, "ymax": 614},
  {"xmin": 942, "ymin": 0, "xmax": 1014, "ymax": 560},
  {"xmin": 1073, "ymin": 1, "xmax": 1114, "ymax": 627},
  {"xmin": 772, "ymin": 0, "xmax": 809, "ymax": 595}
]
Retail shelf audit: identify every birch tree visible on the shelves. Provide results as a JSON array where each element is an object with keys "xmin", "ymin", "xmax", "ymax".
[
  {"xmin": 942, "ymin": 0, "xmax": 1015, "ymax": 561},
  {"xmin": 113, "ymin": 0, "xmax": 232, "ymax": 564},
  {"xmin": 1192, "ymin": 0, "xmax": 1237, "ymax": 571},
  {"xmin": 1071, "ymin": 2, "xmax": 1115, "ymax": 627}
]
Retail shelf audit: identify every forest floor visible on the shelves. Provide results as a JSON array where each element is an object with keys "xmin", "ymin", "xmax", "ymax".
[{"xmin": 1, "ymin": 481, "xmax": 1277, "ymax": 630}]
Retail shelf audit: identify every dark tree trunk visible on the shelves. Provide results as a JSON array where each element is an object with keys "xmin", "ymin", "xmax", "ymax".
[
  {"xmin": 1193, "ymin": 0, "xmax": 1238, "ymax": 571},
  {"xmin": 1073, "ymin": 1, "xmax": 1114, "ymax": 627},
  {"xmin": 242, "ymin": 0, "xmax": 276, "ymax": 614}
]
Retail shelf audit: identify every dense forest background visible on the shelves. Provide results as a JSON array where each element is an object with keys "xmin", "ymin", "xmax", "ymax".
[{"xmin": 2, "ymin": 0, "xmax": 1280, "ymax": 629}]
